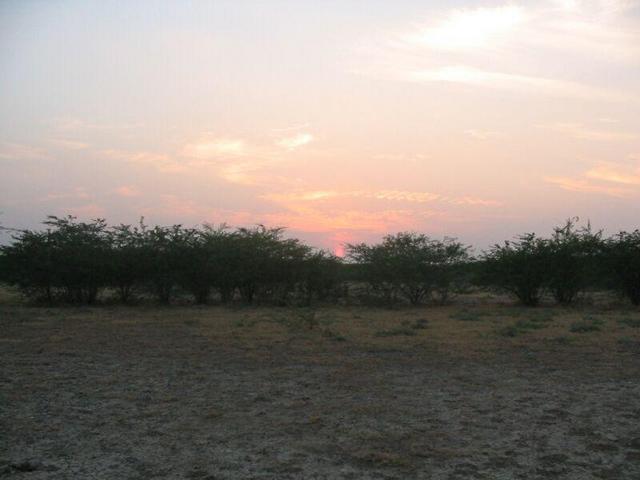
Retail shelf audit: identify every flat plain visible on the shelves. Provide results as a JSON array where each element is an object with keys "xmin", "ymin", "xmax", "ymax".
[{"xmin": 2, "ymin": 296, "xmax": 640, "ymax": 479}]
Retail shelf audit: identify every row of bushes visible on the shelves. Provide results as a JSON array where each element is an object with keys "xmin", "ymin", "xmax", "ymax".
[
  {"xmin": 0, "ymin": 216, "xmax": 639, "ymax": 306},
  {"xmin": 480, "ymin": 222, "xmax": 640, "ymax": 306},
  {"xmin": 0, "ymin": 217, "xmax": 343, "ymax": 305}
]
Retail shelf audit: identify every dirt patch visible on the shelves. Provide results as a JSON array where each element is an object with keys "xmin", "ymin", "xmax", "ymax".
[{"xmin": 1, "ymin": 305, "xmax": 639, "ymax": 479}]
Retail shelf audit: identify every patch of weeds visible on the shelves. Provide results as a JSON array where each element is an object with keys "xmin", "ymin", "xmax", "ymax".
[
  {"xmin": 498, "ymin": 318, "xmax": 548, "ymax": 337},
  {"xmin": 551, "ymin": 335, "xmax": 574, "ymax": 345},
  {"xmin": 321, "ymin": 328, "xmax": 347, "ymax": 342},
  {"xmin": 399, "ymin": 318, "xmax": 427, "ymax": 329},
  {"xmin": 527, "ymin": 310, "xmax": 555, "ymax": 324},
  {"xmin": 450, "ymin": 309, "xmax": 489, "ymax": 322},
  {"xmin": 410, "ymin": 318, "xmax": 429, "ymax": 330},
  {"xmin": 617, "ymin": 316, "xmax": 640, "ymax": 328},
  {"xmin": 618, "ymin": 337, "xmax": 640, "ymax": 352},
  {"xmin": 491, "ymin": 307, "xmax": 523, "ymax": 318},
  {"xmin": 271, "ymin": 309, "xmax": 318, "ymax": 331},
  {"xmin": 308, "ymin": 415, "xmax": 322, "ymax": 425},
  {"xmin": 319, "ymin": 316, "xmax": 338, "ymax": 327},
  {"xmin": 374, "ymin": 327, "xmax": 417, "ymax": 337},
  {"xmin": 233, "ymin": 316, "xmax": 259, "ymax": 328},
  {"xmin": 497, "ymin": 325, "xmax": 520, "ymax": 337},
  {"xmin": 569, "ymin": 316, "xmax": 604, "ymax": 333},
  {"xmin": 296, "ymin": 310, "xmax": 318, "ymax": 330}
]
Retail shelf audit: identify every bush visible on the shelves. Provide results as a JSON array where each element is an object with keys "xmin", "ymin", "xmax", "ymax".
[
  {"xmin": 297, "ymin": 250, "xmax": 344, "ymax": 305},
  {"xmin": 481, "ymin": 233, "xmax": 550, "ymax": 306},
  {"xmin": 108, "ymin": 221, "xmax": 149, "ymax": 303},
  {"xmin": 346, "ymin": 233, "xmax": 470, "ymax": 306},
  {"xmin": 603, "ymin": 231, "xmax": 640, "ymax": 305},
  {"xmin": 546, "ymin": 220, "xmax": 604, "ymax": 304},
  {"xmin": 0, "ymin": 229, "xmax": 56, "ymax": 303},
  {"xmin": 1, "ymin": 216, "xmax": 111, "ymax": 304}
]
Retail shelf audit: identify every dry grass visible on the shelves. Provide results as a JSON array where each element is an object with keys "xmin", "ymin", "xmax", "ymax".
[{"xmin": 2, "ymin": 297, "xmax": 640, "ymax": 478}]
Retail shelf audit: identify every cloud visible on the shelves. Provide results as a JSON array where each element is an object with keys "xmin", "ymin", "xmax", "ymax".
[
  {"xmin": 271, "ymin": 123, "xmax": 312, "ymax": 133},
  {"xmin": 409, "ymin": 66, "xmax": 634, "ymax": 102},
  {"xmin": 44, "ymin": 187, "xmax": 91, "ymax": 201},
  {"xmin": 544, "ymin": 122, "xmax": 637, "ymax": 141},
  {"xmin": 263, "ymin": 205, "xmax": 435, "ymax": 234},
  {"xmin": 256, "ymin": 187, "xmax": 502, "ymax": 240},
  {"xmin": 584, "ymin": 163, "xmax": 640, "ymax": 184},
  {"xmin": 276, "ymin": 133, "xmax": 314, "ymax": 150},
  {"xmin": 114, "ymin": 185, "xmax": 141, "ymax": 197},
  {"xmin": 183, "ymin": 138, "xmax": 247, "ymax": 159},
  {"xmin": 180, "ymin": 131, "xmax": 317, "ymax": 186},
  {"xmin": 399, "ymin": 1, "xmax": 640, "ymax": 60},
  {"xmin": 67, "ymin": 203, "xmax": 106, "ymax": 218},
  {"xmin": 355, "ymin": 1, "xmax": 640, "ymax": 102},
  {"xmin": 546, "ymin": 160, "xmax": 640, "ymax": 197},
  {"xmin": 217, "ymin": 162, "xmax": 263, "ymax": 186},
  {"xmin": 51, "ymin": 117, "xmax": 144, "ymax": 132},
  {"xmin": 465, "ymin": 129, "xmax": 504, "ymax": 140},
  {"xmin": 48, "ymin": 138, "xmax": 90, "ymax": 150},
  {"xmin": 405, "ymin": 5, "xmax": 525, "ymax": 52},
  {"xmin": 263, "ymin": 189, "xmax": 501, "ymax": 207},
  {"xmin": 371, "ymin": 153, "xmax": 431, "ymax": 165},
  {"xmin": 101, "ymin": 133, "xmax": 307, "ymax": 187},
  {"xmin": 137, "ymin": 193, "xmax": 434, "ymax": 237},
  {"xmin": 0, "ymin": 141, "xmax": 51, "ymax": 160},
  {"xmin": 102, "ymin": 149, "xmax": 186, "ymax": 173},
  {"xmin": 137, "ymin": 195, "xmax": 255, "ymax": 225},
  {"xmin": 545, "ymin": 176, "xmax": 633, "ymax": 197},
  {"xmin": 154, "ymin": 194, "xmax": 202, "ymax": 218},
  {"xmin": 370, "ymin": 190, "xmax": 442, "ymax": 203}
]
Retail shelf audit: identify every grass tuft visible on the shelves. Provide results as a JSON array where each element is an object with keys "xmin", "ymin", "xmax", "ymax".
[
  {"xmin": 617, "ymin": 316, "xmax": 640, "ymax": 328},
  {"xmin": 497, "ymin": 318, "xmax": 548, "ymax": 337},
  {"xmin": 410, "ymin": 318, "xmax": 429, "ymax": 330},
  {"xmin": 450, "ymin": 310, "xmax": 490, "ymax": 322},
  {"xmin": 321, "ymin": 328, "xmax": 347, "ymax": 342},
  {"xmin": 569, "ymin": 316, "xmax": 604, "ymax": 333},
  {"xmin": 374, "ymin": 327, "xmax": 417, "ymax": 337}
]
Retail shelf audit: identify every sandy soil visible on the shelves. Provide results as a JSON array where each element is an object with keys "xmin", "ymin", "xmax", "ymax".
[{"xmin": 1, "ymin": 305, "xmax": 640, "ymax": 479}]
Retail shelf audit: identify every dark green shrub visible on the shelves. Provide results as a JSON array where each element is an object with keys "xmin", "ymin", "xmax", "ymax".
[
  {"xmin": 347, "ymin": 233, "xmax": 470, "ymax": 306},
  {"xmin": 140, "ymin": 225, "xmax": 186, "ymax": 304},
  {"xmin": 604, "ymin": 231, "xmax": 640, "ymax": 305},
  {"xmin": 108, "ymin": 221, "xmax": 149, "ymax": 303},
  {"xmin": 481, "ymin": 233, "xmax": 550, "ymax": 306},
  {"xmin": 297, "ymin": 250, "xmax": 344, "ymax": 305},
  {"xmin": 0, "ymin": 229, "xmax": 56, "ymax": 303},
  {"xmin": 546, "ymin": 219, "xmax": 603, "ymax": 305}
]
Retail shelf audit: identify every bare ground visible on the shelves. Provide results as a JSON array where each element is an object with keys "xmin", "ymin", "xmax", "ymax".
[{"xmin": 1, "ymin": 304, "xmax": 640, "ymax": 479}]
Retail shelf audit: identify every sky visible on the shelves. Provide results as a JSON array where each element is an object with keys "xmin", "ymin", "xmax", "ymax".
[{"xmin": 1, "ymin": 0, "xmax": 639, "ymax": 254}]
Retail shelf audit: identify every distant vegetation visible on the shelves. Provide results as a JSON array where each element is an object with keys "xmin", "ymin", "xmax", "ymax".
[{"xmin": 1, "ymin": 216, "xmax": 640, "ymax": 307}]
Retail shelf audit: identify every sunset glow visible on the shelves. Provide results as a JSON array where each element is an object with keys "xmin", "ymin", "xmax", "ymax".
[{"xmin": 1, "ymin": 0, "xmax": 639, "ymax": 252}]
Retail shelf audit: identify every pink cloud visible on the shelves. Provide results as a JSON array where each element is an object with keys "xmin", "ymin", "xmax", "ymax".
[
  {"xmin": 114, "ymin": 185, "xmax": 141, "ymax": 197},
  {"xmin": 67, "ymin": 203, "xmax": 106, "ymax": 218}
]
